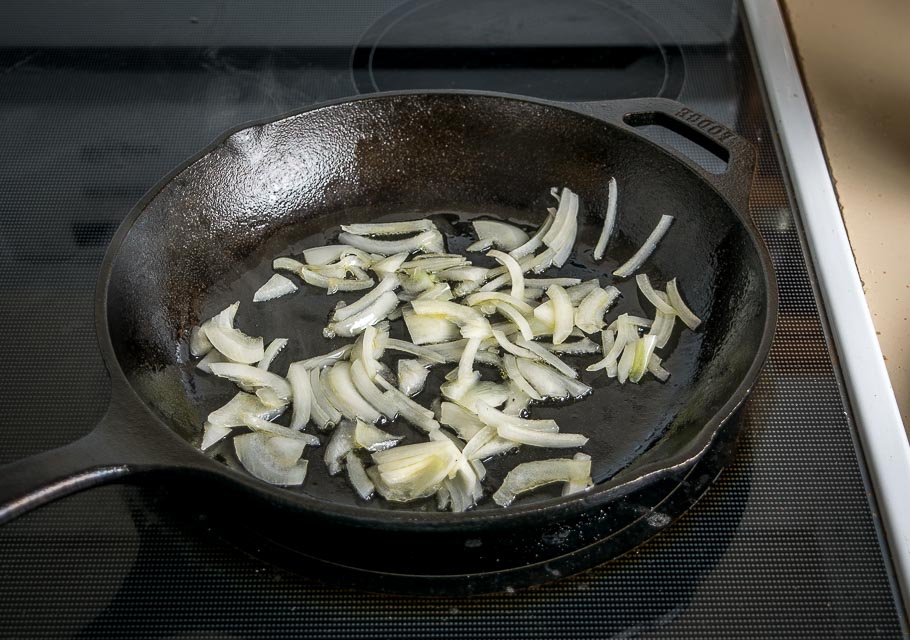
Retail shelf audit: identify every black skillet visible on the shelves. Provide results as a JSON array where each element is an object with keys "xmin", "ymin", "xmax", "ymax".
[{"xmin": 0, "ymin": 91, "xmax": 776, "ymax": 594}]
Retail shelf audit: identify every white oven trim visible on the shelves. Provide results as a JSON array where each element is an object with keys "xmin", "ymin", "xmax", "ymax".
[{"xmin": 743, "ymin": 0, "xmax": 910, "ymax": 616}]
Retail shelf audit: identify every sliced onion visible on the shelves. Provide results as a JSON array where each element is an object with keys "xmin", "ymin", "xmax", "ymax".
[
  {"xmin": 439, "ymin": 402, "xmax": 485, "ymax": 441},
  {"xmin": 586, "ymin": 328, "xmax": 622, "ymax": 376},
  {"xmin": 310, "ymin": 367, "xmax": 342, "ymax": 430},
  {"xmin": 650, "ymin": 309, "xmax": 677, "ymax": 349},
  {"xmin": 196, "ymin": 349, "xmax": 227, "ymax": 374},
  {"xmin": 301, "ymin": 245, "xmax": 372, "ymax": 266},
  {"xmin": 510, "ymin": 211, "xmax": 554, "ymax": 259},
  {"xmin": 462, "ymin": 425, "xmax": 515, "ymax": 461},
  {"xmin": 341, "ymin": 220, "xmax": 436, "ymax": 236},
  {"xmin": 415, "ymin": 283, "xmax": 454, "ymax": 301},
  {"xmin": 324, "ymin": 420, "xmax": 355, "ymax": 475},
  {"xmin": 613, "ymin": 214, "xmax": 674, "ymax": 278},
  {"xmin": 234, "ymin": 432, "xmax": 308, "ymax": 486},
  {"xmin": 465, "ymin": 238, "xmax": 494, "ymax": 252},
  {"xmin": 648, "ymin": 354, "xmax": 671, "ymax": 382},
  {"xmin": 381, "ymin": 338, "xmax": 447, "ymax": 363},
  {"xmin": 209, "ymin": 363, "xmax": 292, "ymax": 403},
  {"xmin": 397, "ymin": 359, "xmax": 429, "ymax": 396},
  {"xmin": 286, "ymin": 362, "xmax": 312, "ymax": 430},
  {"xmin": 541, "ymin": 336, "xmax": 601, "ymax": 355},
  {"xmin": 350, "ymin": 359, "xmax": 397, "ymax": 421},
  {"xmin": 470, "ymin": 220, "xmax": 530, "ymax": 252},
  {"xmin": 345, "ymin": 452, "xmax": 375, "ymax": 500},
  {"xmin": 629, "ymin": 334, "xmax": 658, "ymax": 383},
  {"xmin": 517, "ymin": 358, "xmax": 591, "ymax": 400},
  {"xmin": 374, "ymin": 377, "xmax": 441, "ymax": 433},
  {"xmin": 492, "ymin": 456, "xmax": 591, "ymax": 506},
  {"xmin": 433, "ymin": 266, "xmax": 490, "ymax": 284},
  {"xmin": 502, "ymin": 381, "xmax": 532, "ymax": 416},
  {"xmin": 257, "ymin": 338, "xmax": 288, "ymax": 372},
  {"xmin": 324, "ymin": 290, "xmax": 399, "ymax": 338},
  {"xmin": 325, "ymin": 361, "xmax": 382, "ymax": 423},
  {"xmin": 540, "ymin": 188, "xmax": 579, "ymax": 268},
  {"xmin": 201, "ymin": 422, "xmax": 233, "ymax": 450},
  {"xmin": 562, "ymin": 452, "xmax": 594, "ymax": 496},
  {"xmin": 502, "ymin": 354, "xmax": 543, "ymax": 401},
  {"xmin": 273, "ymin": 256, "xmax": 306, "ymax": 273},
  {"xmin": 430, "ymin": 431, "xmax": 483, "ymax": 512},
  {"xmin": 371, "ymin": 251, "xmax": 408, "ymax": 275},
  {"xmin": 491, "ymin": 329, "xmax": 538, "ymax": 360},
  {"xmin": 464, "ymin": 292, "xmax": 534, "ymax": 315},
  {"xmin": 635, "ymin": 273, "xmax": 676, "ymax": 315},
  {"xmin": 410, "ymin": 299, "xmax": 487, "ymax": 333},
  {"xmin": 297, "ymin": 266, "xmax": 374, "ymax": 294},
  {"xmin": 474, "ymin": 400, "xmax": 558, "ymax": 432},
  {"xmin": 497, "ymin": 423, "xmax": 588, "ymax": 449},
  {"xmin": 354, "ymin": 419, "xmax": 404, "ymax": 452},
  {"xmin": 204, "ymin": 324, "xmax": 264, "ymax": 366},
  {"xmin": 254, "ymin": 274, "xmax": 297, "ymax": 302},
  {"xmin": 545, "ymin": 285, "xmax": 574, "ymax": 345},
  {"xmin": 443, "ymin": 379, "xmax": 509, "ymax": 413},
  {"xmin": 533, "ymin": 300, "xmax": 555, "ymax": 329},
  {"xmin": 574, "ymin": 286, "xmax": 621, "ymax": 334},
  {"xmin": 402, "ymin": 309, "xmax": 461, "ymax": 345},
  {"xmin": 338, "ymin": 229, "xmax": 444, "ymax": 256},
  {"xmin": 300, "ymin": 345, "xmax": 352, "ymax": 370},
  {"xmin": 487, "ymin": 250, "xmax": 525, "ymax": 301},
  {"xmin": 332, "ymin": 274, "xmax": 401, "ymax": 323},
  {"xmin": 493, "ymin": 302, "xmax": 535, "ymax": 341},
  {"xmin": 243, "ymin": 415, "xmax": 320, "ymax": 446},
  {"xmin": 593, "ymin": 176, "xmax": 618, "ymax": 261},
  {"xmin": 401, "ymin": 256, "xmax": 468, "ymax": 273},
  {"xmin": 400, "ymin": 270, "xmax": 436, "ymax": 295},
  {"xmin": 617, "ymin": 339, "xmax": 637, "ymax": 384},
  {"xmin": 666, "ymin": 278, "xmax": 702, "ymax": 330},
  {"xmin": 513, "ymin": 336, "xmax": 578, "ymax": 379},
  {"xmin": 524, "ymin": 277, "xmax": 582, "ymax": 288},
  {"xmin": 565, "ymin": 279, "xmax": 601, "ymax": 305},
  {"xmin": 371, "ymin": 440, "xmax": 460, "ymax": 500},
  {"xmin": 207, "ymin": 392, "xmax": 285, "ymax": 428}
]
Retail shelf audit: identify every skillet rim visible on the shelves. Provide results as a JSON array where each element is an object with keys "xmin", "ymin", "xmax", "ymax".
[{"xmin": 95, "ymin": 89, "xmax": 778, "ymax": 528}]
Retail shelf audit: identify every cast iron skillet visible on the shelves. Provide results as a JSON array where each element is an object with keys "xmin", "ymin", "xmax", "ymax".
[{"xmin": 0, "ymin": 91, "xmax": 776, "ymax": 594}]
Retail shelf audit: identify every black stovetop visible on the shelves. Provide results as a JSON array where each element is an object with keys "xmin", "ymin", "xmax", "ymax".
[{"xmin": 0, "ymin": 1, "xmax": 905, "ymax": 637}]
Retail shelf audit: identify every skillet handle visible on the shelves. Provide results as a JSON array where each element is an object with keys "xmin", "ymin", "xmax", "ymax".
[
  {"xmin": 575, "ymin": 97, "xmax": 756, "ymax": 214},
  {"xmin": 0, "ymin": 391, "xmax": 209, "ymax": 525}
]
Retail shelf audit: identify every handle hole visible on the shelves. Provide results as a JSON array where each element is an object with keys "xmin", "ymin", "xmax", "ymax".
[{"xmin": 623, "ymin": 112, "xmax": 729, "ymax": 175}]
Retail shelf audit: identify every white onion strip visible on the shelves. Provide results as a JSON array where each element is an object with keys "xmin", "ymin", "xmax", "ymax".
[
  {"xmin": 332, "ymin": 274, "xmax": 401, "ymax": 323},
  {"xmin": 341, "ymin": 220, "xmax": 435, "ymax": 236},
  {"xmin": 257, "ymin": 338, "xmax": 288, "ymax": 371},
  {"xmin": 613, "ymin": 214, "xmax": 674, "ymax": 278},
  {"xmin": 205, "ymin": 323, "xmax": 264, "ymax": 365},
  {"xmin": 487, "ymin": 250, "xmax": 525, "ymax": 301},
  {"xmin": 209, "ymin": 363, "xmax": 292, "ymax": 403},
  {"xmin": 546, "ymin": 285, "xmax": 574, "ymax": 345},
  {"xmin": 493, "ymin": 302, "xmax": 535, "ymax": 341},
  {"xmin": 325, "ymin": 362, "xmax": 382, "ymax": 423},
  {"xmin": 510, "ymin": 211, "xmax": 554, "ymax": 259},
  {"xmin": 345, "ymin": 452, "xmax": 375, "ymax": 500},
  {"xmin": 635, "ymin": 274, "xmax": 676, "ymax": 315},
  {"xmin": 593, "ymin": 177, "xmax": 618, "ymax": 261},
  {"xmin": 286, "ymin": 362, "xmax": 312, "ymax": 430},
  {"xmin": 666, "ymin": 278, "xmax": 702, "ymax": 329},
  {"xmin": 574, "ymin": 286, "xmax": 621, "ymax": 334},
  {"xmin": 254, "ymin": 274, "xmax": 297, "ymax": 302},
  {"xmin": 338, "ymin": 229, "xmax": 443, "ymax": 256},
  {"xmin": 492, "ymin": 457, "xmax": 591, "ymax": 506},
  {"xmin": 513, "ymin": 336, "xmax": 578, "ymax": 378},
  {"xmin": 324, "ymin": 291, "xmax": 399, "ymax": 338}
]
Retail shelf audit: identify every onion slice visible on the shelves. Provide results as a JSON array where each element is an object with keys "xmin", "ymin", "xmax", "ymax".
[
  {"xmin": 300, "ymin": 345, "xmax": 352, "ymax": 370},
  {"xmin": 207, "ymin": 392, "xmax": 285, "ymax": 428},
  {"xmin": 648, "ymin": 354, "xmax": 671, "ymax": 382},
  {"xmin": 254, "ymin": 274, "xmax": 297, "ymax": 302},
  {"xmin": 324, "ymin": 421, "xmax": 355, "ymax": 475},
  {"xmin": 487, "ymin": 250, "xmax": 525, "ymax": 301},
  {"xmin": 492, "ymin": 456, "xmax": 592, "ymax": 506},
  {"xmin": 593, "ymin": 177, "xmax": 618, "ymax": 261},
  {"xmin": 439, "ymin": 402, "xmax": 485, "ymax": 441},
  {"xmin": 629, "ymin": 334, "xmax": 658, "ymax": 383},
  {"xmin": 502, "ymin": 354, "xmax": 543, "ymax": 401},
  {"xmin": 371, "ymin": 251, "xmax": 408, "ymax": 275},
  {"xmin": 345, "ymin": 452, "xmax": 375, "ymax": 500},
  {"xmin": 209, "ymin": 363, "xmax": 292, "ymax": 404},
  {"xmin": 613, "ymin": 214, "xmax": 674, "ymax": 278},
  {"xmin": 338, "ymin": 229, "xmax": 444, "ymax": 256},
  {"xmin": 574, "ymin": 286, "xmax": 621, "ymax": 334},
  {"xmin": 635, "ymin": 274, "xmax": 676, "ymax": 315},
  {"xmin": 397, "ymin": 359, "xmax": 429, "ymax": 396},
  {"xmin": 341, "ymin": 220, "xmax": 436, "ymax": 236},
  {"xmin": 243, "ymin": 415, "xmax": 320, "ymax": 446},
  {"xmin": 332, "ymin": 274, "xmax": 401, "ymax": 323},
  {"xmin": 234, "ymin": 433, "xmax": 308, "ymax": 486},
  {"xmin": 257, "ymin": 338, "xmax": 288, "ymax": 372},
  {"xmin": 512, "ymin": 336, "xmax": 578, "ymax": 378},
  {"xmin": 324, "ymin": 290, "xmax": 399, "ymax": 338},
  {"xmin": 326, "ymin": 361, "xmax": 383, "ymax": 423},
  {"xmin": 510, "ymin": 211, "xmax": 554, "ymax": 259},
  {"xmin": 402, "ymin": 309, "xmax": 461, "ymax": 346},
  {"xmin": 310, "ymin": 367, "xmax": 342, "ymax": 430},
  {"xmin": 666, "ymin": 278, "xmax": 702, "ymax": 330},
  {"xmin": 470, "ymin": 220, "xmax": 530, "ymax": 252},
  {"xmin": 286, "ymin": 362, "xmax": 312, "ymax": 430},
  {"xmin": 353, "ymin": 419, "xmax": 404, "ymax": 452}
]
